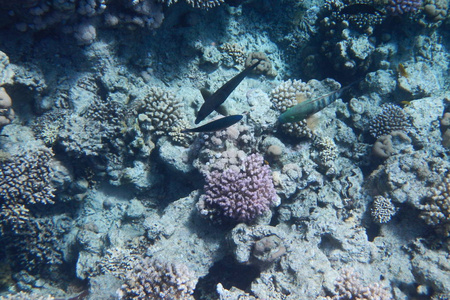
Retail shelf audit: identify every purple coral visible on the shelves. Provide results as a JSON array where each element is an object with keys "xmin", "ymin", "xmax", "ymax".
[
  {"xmin": 198, "ymin": 153, "xmax": 278, "ymax": 223},
  {"xmin": 387, "ymin": 0, "xmax": 422, "ymax": 15}
]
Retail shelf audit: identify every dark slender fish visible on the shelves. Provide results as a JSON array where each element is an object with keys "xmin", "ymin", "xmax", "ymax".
[
  {"xmin": 183, "ymin": 115, "xmax": 243, "ymax": 133},
  {"xmin": 340, "ymin": 3, "xmax": 383, "ymax": 15},
  {"xmin": 278, "ymin": 81, "xmax": 360, "ymax": 124},
  {"xmin": 195, "ymin": 61, "xmax": 260, "ymax": 124}
]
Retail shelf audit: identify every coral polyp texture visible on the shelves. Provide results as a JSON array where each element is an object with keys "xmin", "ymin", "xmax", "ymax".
[
  {"xmin": 117, "ymin": 257, "xmax": 197, "ymax": 300},
  {"xmin": 370, "ymin": 195, "xmax": 397, "ymax": 224},
  {"xmin": 198, "ymin": 153, "xmax": 279, "ymax": 223},
  {"xmin": 419, "ymin": 173, "xmax": 450, "ymax": 236},
  {"xmin": 387, "ymin": 0, "xmax": 423, "ymax": 15},
  {"xmin": 369, "ymin": 104, "xmax": 411, "ymax": 138},
  {"xmin": 0, "ymin": 148, "xmax": 55, "ymax": 208},
  {"xmin": 137, "ymin": 87, "xmax": 182, "ymax": 136},
  {"xmin": 320, "ymin": 268, "xmax": 393, "ymax": 300}
]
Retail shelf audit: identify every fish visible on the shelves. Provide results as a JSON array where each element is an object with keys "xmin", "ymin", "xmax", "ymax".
[
  {"xmin": 195, "ymin": 60, "xmax": 260, "ymax": 124},
  {"xmin": 398, "ymin": 63, "xmax": 409, "ymax": 78},
  {"xmin": 340, "ymin": 3, "xmax": 383, "ymax": 15},
  {"xmin": 182, "ymin": 115, "xmax": 243, "ymax": 133},
  {"xmin": 278, "ymin": 81, "xmax": 359, "ymax": 124}
]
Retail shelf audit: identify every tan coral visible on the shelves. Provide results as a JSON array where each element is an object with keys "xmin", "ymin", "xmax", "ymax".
[
  {"xmin": 419, "ymin": 173, "xmax": 450, "ymax": 236},
  {"xmin": 220, "ymin": 43, "xmax": 247, "ymax": 66},
  {"xmin": 270, "ymin": 79, "xmax": 314, "ymax": 138},
  {"xmin": 138, "ymin": 87, "xmax": 182, "ymax": 136},
  {"xmin": 245, "ymin": 52, "xmax": 277, "ymax": 77}
]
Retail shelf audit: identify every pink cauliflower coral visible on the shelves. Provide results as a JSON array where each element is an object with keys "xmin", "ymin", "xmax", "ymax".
[{"xmin": 198, "ymin": 153, "xmax": 278, "ymax": 223}]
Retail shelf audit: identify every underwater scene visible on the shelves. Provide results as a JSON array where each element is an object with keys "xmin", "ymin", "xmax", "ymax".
[{"xmin": 0, "ymin": 0, "xmax": 449, "ymax": 299}]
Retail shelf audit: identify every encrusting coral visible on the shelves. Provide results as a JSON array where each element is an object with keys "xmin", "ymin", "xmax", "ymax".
[{"xmin": 197, "ymin": 153, "xmax": 279, "ymax": 223}]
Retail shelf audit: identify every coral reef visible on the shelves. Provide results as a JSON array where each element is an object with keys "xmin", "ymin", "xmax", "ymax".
[
  {"xmin": 137, "ymin": 87, "xmax": 182, "ymax": 136},
  {"xmin": 0, "ymin": 88, "xmax": 14, "ymax": 129},
  {"xmin": 320, "ymin": 268, "xmax": 392, "ymax": 300},
  {"xmin": 370, "ymin": 195, "xmax": 397, "ymax": 224},
  {"xmin": 0, "ymin": 0, "xmax": 450, "ymax": 297},
  {"xmin": 197, "ymin": 153, "xmax": 279, "ymax": 223},
  {"xmin": 369, "ymin": 104, "xmax": 411, "ymax": 138},
  {"xmin": 387, "ymin": 0, "xmax": 423, "ymax": 15},
  {"xmin": 245, "ymin": 52, "xmax": 277, "ymax": 77},
  {"xmin": 117, "ymin": 257, "xmax": 197, "ymax": 300},
  {"xmin": 419, "ymin": 173, "xmax": 450, "ymax": 236}
]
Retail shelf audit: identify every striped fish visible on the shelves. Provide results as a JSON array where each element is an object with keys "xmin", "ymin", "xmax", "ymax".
[{"xmin": 278, "ymin": 81, "xmax": 358, "ymax": 124}]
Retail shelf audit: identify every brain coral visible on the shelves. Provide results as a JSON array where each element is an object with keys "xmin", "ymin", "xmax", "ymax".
[
  {"xmin": 198, "ymin": 153, "xmax": 279, "ymax": 223},
  {"xmin": 419, "ymin": 173, "xmax": 450, "ymax": 236},
  {"xmin": 117, "ymin": 257, "xmax": 197, "ymax": 300}
]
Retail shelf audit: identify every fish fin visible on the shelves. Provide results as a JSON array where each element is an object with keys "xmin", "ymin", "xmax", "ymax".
[
  {"xmin": 215, "ymin": 104, "xmax": 228, "ymax": 116},
  {"xmin": 200, "ymin": 88, "xmax": 212, "ymax": 101}
]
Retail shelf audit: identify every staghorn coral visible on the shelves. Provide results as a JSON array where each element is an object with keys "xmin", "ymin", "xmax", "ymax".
[
  {"xmin": 419, "ymin": 173, "xmax": 450, "ymax": 236},
  {"xmin": 117, "ymin": 257, "xmax": 197, "ymax": 300},
  {"xmin": 137, "ymin": 87, "xmax": 182, "ymax": 136},
  {"xmin": 320, "ymin": 268, "xmax": 392, "ymax": 300},
  {"xmin": 197, "ymin": 153, "xmax": 279, "ymax": 223},
  {"xmin": 369, "ymin": 104, "xmax": 411, "ymax": 138},
  {"xmin": 370, "ymin": 195, "xmax": 397, "ymax": 224}
]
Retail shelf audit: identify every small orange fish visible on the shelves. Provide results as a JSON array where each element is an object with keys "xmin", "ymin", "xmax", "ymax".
[{"xmin": 398, "ymin": 63, "xmax": 409, "ymax": 78}]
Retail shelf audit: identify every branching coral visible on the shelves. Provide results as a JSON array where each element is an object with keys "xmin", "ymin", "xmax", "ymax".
[
  {"xmin": 370, "ymin": 195, "xmax": 397, "ymax": 224},
  {"xmin": 0, "ymin": 148, "xmax": 55, "ymax": 209},
  {"xmin": 137, "ymin": 87, "xmax": 182, "ymax": 136},
  {"xmin": 320, "ymin": 268, "xmax": 392, "ymax": 300},
  {"xmin": 270, "ymin": 79, "xmax": 314, "ymax": 138},
  {"xmin": 197, "ymin": 153, "xmax": 279, "ymax": 223},
  {"xmin": 117, "ymin": 257, "xmax": 197, "ymax": 300},
  {"xmin": 369, "ymin": 104, "xmax": 411, "ymax": 138}
]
